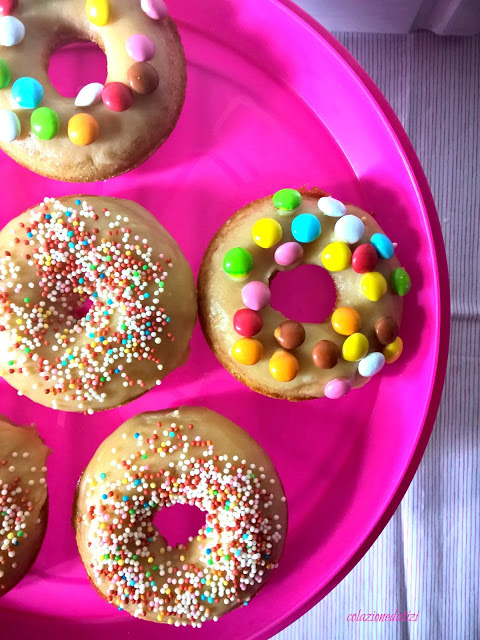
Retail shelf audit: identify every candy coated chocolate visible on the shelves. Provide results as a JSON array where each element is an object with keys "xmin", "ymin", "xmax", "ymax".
[
  {"xmin": 375, "ymin": 316, "xmax": 399, "ymax": 345},
  {"xmin": 312, "ymin": 340, "xmax": 340, "ymax": 369},
  {"xmin": 274, "ymin": 320, "xmax": 305, "ymax": 350},
  {"xmin": 127, "ymin": 62, "xmax": 159, "ymax": 94}
]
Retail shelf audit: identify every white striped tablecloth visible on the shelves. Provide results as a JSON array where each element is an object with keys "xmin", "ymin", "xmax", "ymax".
[{"xmin": 274, "ymin": 31, "xmax": 480, "ymax": 640}]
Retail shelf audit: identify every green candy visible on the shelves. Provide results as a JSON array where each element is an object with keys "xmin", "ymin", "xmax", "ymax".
[
  {"xmin": 391, "ymin": 267, "xmax": 411, "ymax": 296},
  {"xmin": 0, "ymin": 58, "xmax": 11, "ymax": 90},
  {"xmin": 223, "ymin": 247, "xmax": 253, "ymax": 278},
  {"xmin": 272, "ymin": 188, "xmax": 302, "ymax": 211},
  {"xmin": 31, "ymin": 107, "xmax": 60, "ymax": 141}
]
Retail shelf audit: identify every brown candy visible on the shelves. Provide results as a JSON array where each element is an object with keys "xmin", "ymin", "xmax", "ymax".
[
  {"xmin": 375, "ymin": 316, "xmax": 399, "ymax": 345},
  {"xmin": 312, "ymin": 340, "xmax": 340, "ymax": 369},
  {"xmin": 274, "ymin": 320, "xmax": 305, "ymax": 350},
  {"xmin": 127, "ymin": 62, "xmax": 159, "ymax": 95}
]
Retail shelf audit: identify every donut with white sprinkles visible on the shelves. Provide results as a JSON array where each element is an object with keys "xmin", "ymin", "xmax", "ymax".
[
  {"xmin": 0, "ymin": 196, "xmax": 197, "ymax": 412},
  {"xmin": 73, "ymin": 407, "xmax": 287, "ymax": 626}
]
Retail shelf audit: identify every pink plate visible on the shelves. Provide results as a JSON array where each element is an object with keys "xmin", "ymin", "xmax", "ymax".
[{"xmin": 0, "ymin": 0, "xmax": 449, "ymax": 638}]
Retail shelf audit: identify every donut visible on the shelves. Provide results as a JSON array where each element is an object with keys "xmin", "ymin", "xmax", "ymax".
[
  {"xmin": 198, "ymin": 187, "xmax": 411, "ymax": 400},
  {"xmin": 0, "ymin": 416, "xmax": 49, "ymax": 596},
  {"xmin": 73, "ymin": 406, "xmax": 287, "ymax": 626},
  {"xmin": 0, "ymin": 195, "xmax": 197, "ymax": 412},
  {"xmin": 0, "ymin": 0, "xmax": 185, "ymax": 181}
]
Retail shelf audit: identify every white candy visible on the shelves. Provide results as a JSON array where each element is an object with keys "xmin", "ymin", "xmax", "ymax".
[
  {"xmin": 318, "ymin": 196, "xmax": 347, "ymax": 217},
  {"xmin": 334, "ymin": 214, "xmax": 365, "ymax": 244},
  {"xmin": 0, "ymin": 16, "xmax": 25, "ymax": 47},
  {"xmin": 358, "ymin": 352, "xmax": 386, "ymax": 377},
  {"xmin": 75, "ymin": 82, "xmax": 104, "ymax": 107},
  {"xmin": 0, "ymin": 110, "xmax": 21, "ymax": 143}
]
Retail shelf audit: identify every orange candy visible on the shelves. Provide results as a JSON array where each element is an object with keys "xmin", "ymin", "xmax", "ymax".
[
  {"xmin": 68, "ymin": 113, "xmax": 100, "ymax": 146},
  {"xmin": 269, "ymin": 349, "xmax": 299, "ymax": 382},
  {"xmin": 331, "ymin": 306, "xmax": 362, "ymax": 335},
  {"xmin": 231, "ymin": 338, "xmax": 263, "ymax": 365}
]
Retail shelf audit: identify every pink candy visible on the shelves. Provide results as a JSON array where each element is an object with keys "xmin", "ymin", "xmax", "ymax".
[
  {"xmin": 274, "ymin": 241, "xmax": 304, "ymax": 267},
  {"xmin": 126, "ymin": 34, "xmax": 156, "ymax": 62},
  {"xmin": 242, "ymin": 281, "xmax": 271, "ymax": 311},
  {"xmin": 0, "ymin": 0, "xmax": 18, "ymax": 16},
  {"xmin": 324, "ymin": 378, "xmax": 352, "ymax": 399},
  {"xmin": 141, "ymin": 0, "xmax": 168, "ymax": 20}
]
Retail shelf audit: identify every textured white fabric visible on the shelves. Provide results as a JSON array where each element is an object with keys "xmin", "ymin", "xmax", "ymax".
[
  {"xmin": 274, "ymin": 31, "xmax": 480, "ymax": 640},
  {"xmin": 294, "ymin": 0, "xmax": 480, "ymax": 34}
]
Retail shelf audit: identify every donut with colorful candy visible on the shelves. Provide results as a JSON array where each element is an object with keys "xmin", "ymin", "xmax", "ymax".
[
  {"xmin": 198, "ymin": 187, "xmax": 410, "ymax": 400},
  {"xmin": 0, "ymin": 0, "xmax": 185, "ymax": 181},
  {"xmin": 74, "ymin": 406, "xmax": 287, "ymax": 626}
]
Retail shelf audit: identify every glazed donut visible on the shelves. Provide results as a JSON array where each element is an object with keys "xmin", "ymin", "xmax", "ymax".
[
  {"xmin": 0, "ymin": 0, "xmax": 185, "ymax": 181},
  {"xmin": 0, "ymin": 416, "xmax": 49, "ymax": 596},
  {"xmin": 0, "ymin": 195, "xmax": 197, "ymax": 412},
  {"xmin": 198, "ymin": 187, "xmax": 411, "ymax": 400},
  {"xmin": 74, "ymin": 406, "xmax": 287, "ymax": 626}
]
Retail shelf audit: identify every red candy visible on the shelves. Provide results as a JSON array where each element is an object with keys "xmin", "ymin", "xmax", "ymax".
[
  {"xmin": 233, "ymin": 308, "xmax": 263, "ymax": 337},
  {"xmin": 352, "ymin": 243, "xmax": 378, "ymax": 273},
  {"xmin": 0, "ymin": 0, "xmax": 18, "ymax": 15},
  {"xmin": 102, "ymin": 82, "xmax": 134, "ymax": 112}
]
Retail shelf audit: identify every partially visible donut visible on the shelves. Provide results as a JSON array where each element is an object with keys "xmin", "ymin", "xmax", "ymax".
[
  {"xmin": 73, "ymin": 407, "xmax": 287, "ymax": 626},
  {"xmin": 0, "ymin": 416, "xmax": 49, "ymax": 597},
  {"xmin": 198, "ymin": 188, "xmax": 410, "ymax": 400},
  {"xmin": 0, "ymin": 196, "xmax": 197, "ymax": 412},
  {"xmin": 0, "ymin": 0, "xmax": 185, "ymax": 181}
]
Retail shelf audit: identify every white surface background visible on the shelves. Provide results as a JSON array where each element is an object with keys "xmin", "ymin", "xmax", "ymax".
[
  {"xmin": 274, "ymin": 29, "xmax": 480, "ymax": 640},
  {"xmin": 294, "ymin": 0, "xmax": 480, "ymax": 34}
]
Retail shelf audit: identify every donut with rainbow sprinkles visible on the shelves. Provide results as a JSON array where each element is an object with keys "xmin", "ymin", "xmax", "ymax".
[
  {"xmin": 74, "ymin": 407, "xmax": 287, "ymax": 626},
  {"xmin": 0, "ymin": 416, "xmax": 49, "ymax": 597},
  {"xmin": 198, "ymin": 187, "xmax": 410, "ymax": 400},
  {"xmin": 0, "ymin": 196, "xmax": 196, "ymax": 412}
]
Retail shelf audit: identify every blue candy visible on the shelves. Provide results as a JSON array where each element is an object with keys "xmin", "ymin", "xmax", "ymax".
[
  {"xmin": 11, "ymin": 77, "xmax": 44, "ymax": 109},
  {"xmin": 371, "ymin": 233, "xmax": 394, "ymax": 259},
  {"xmin": 358, "ymin": 352, "xmax": 386, "ymax": 377},
  {"xmin": 291, "ymin": 213, "xmax": 321, "ymax": 243}
]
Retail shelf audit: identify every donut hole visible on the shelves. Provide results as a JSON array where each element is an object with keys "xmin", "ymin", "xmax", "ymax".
[
  {"xmin": 270, "ymin": 264, "xmax": 337, "ymax": 323},
  {"xmin": 73, "ymin": 297, "xmax": 93, "ymax": 320},
  {"xmin": 153, "ymin": 504, "xmax": 206, "ymax": 548},
  {"xmin": 48, "ymin": 41, "xmax": 107, "ymax": 98}
]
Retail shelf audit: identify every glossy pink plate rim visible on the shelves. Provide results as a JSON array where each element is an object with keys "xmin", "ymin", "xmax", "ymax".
[{"xmin": 0, "ymin": 0, "xmax": 449, "ymax": 638}]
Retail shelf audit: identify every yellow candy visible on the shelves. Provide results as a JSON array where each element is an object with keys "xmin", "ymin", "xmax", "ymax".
[
  {"xmin": 252, "ymin": 218, "xmax": 283, "ymax": 249},
  {"xmin": 321, "ymin": 242, "xmax": 352, "ymax": 271},
  {"xmin": 269, "ymin": 349, "xmax": 299, "ymax": 381},
  {"xmin": 361, "ymin": 272, "xmax": 387, "ymax": 301},
  {"xmin": 342, "ymin": 332, "xmax": 369, "ymax": 361},
  {"xmin": 383, "ymin": 336, "xmax": 403, "ymax": 363},
  {"xmin": 231, "ymin": 338, "xmax": 263, "ymax": 365},
  {"xmin": 86, "ymin": 0, "xmax": 110, "ymax": 26}
]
